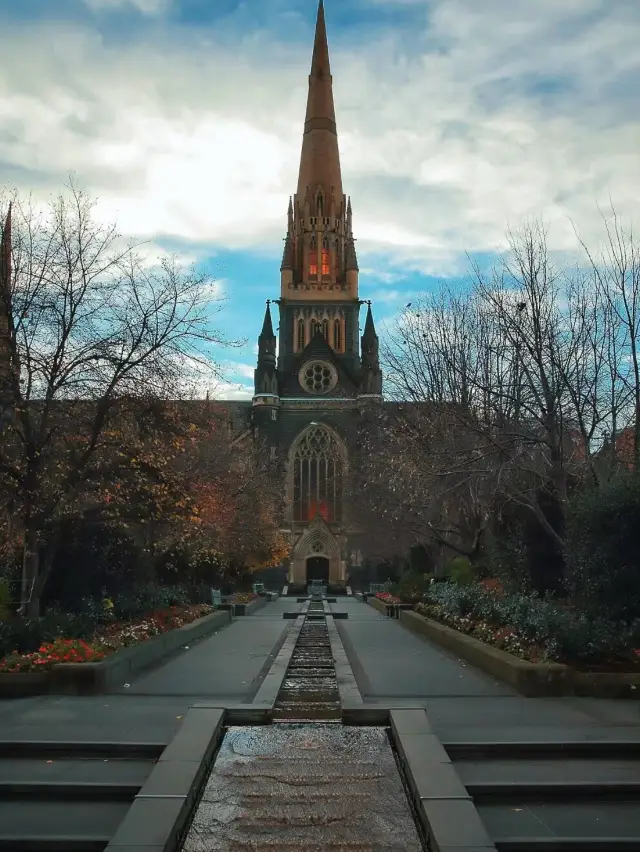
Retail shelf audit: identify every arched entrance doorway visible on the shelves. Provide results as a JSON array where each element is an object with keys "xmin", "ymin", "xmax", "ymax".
[{"xmin": 306, "ymin": 556, "xmax": 329, "ymax": 584}]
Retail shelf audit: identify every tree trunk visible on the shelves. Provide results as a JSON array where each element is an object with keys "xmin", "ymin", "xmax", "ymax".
[{"xmin": 21, "ymin": 526, "xmax": 40, "ymax": 617}]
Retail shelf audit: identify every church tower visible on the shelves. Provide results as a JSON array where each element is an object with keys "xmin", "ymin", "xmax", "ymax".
[{"xmin": 252, "ymin": 0, "xmax": 382, "ymax": 589}]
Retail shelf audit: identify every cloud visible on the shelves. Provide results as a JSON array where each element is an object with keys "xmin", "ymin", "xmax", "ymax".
[
  {"xmin": 0, "ymin": 0, "xmax": 637, "ymax": 284},
  {"xmin": 81, "ymin": 0, "xmax": 171, "ymax": 14},
  {"xmin": 226, "ymin": 362, "xmax": 256, "ymax": 380},
  {"xmin": 209, "ymin": 380, "xmax": 253, "ymax": 401}
]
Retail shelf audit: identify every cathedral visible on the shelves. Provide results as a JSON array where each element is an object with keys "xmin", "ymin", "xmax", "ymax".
[{"xmin": 251, "ymin": 0, "xmax": 382, "ymax": 589}]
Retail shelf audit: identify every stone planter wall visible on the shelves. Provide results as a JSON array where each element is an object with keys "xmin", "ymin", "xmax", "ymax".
[
  {"xmin": 399, "ymin": 609, "xmax": 640, "ymax": 699},
  {"xmin": 367, "ymin": 597, "xmax": 413, "ymax": 619},
  {"xmin": 0, "ymin": 609, "xmax": 232, "ymax": 699},
  {"xmin": 232, "ymin": 597, "xmax": 268, "ymax": 616},
  {"xmin": 367, "ymin": 596, "xmax": 397, "ymax": 617}
]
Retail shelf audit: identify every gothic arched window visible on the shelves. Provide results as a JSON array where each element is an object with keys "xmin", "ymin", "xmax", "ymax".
[
  {"xmin": 293, "ymin": 425, "xmax": 343, "ymax": 523},
  {"xmin": 321, "ymin": 318, "xmax": 329, "ymax": 341},
  {"xmin": 321, "ymin": 237, "xmax": 330, "ymax": 275},
  {"xmin": 333, "ymin": 319, "xmax": 342, "ymax": 351},
  {"xmin": 296, "ymin": 318, "xmax": 305, "ymax": 351},
  {"xmin": 308, "ymin": 236, "xmax": 317, "ymax": 276}
]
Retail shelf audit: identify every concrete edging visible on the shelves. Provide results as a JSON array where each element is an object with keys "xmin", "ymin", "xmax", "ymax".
[
  {"xmin": 252, "ymin": 604, "xmax": 309, "ymax": 708},
  {"xmin": 367, "ymin": 596, "xmax": 396, "ymax": 617},
  {"xmin": 400, "ymin": 609, "xmax": 640, "ymax": 698},
  {"xmin": 106, "ymin": 706, "xmax": 226, "ymax": 851},
  {"xmin": 324, "ymin": 600, "xmax": 362, "ymax": 707},
  {"xmin": 232, "ymin": 596, "xmax": 268, "ymax": 616},
  {"xmin": 399, "ymin": 609, "xmax": 570, "ymax": 697},
  {"xmin": 389, "ymin": 708, "xmax": 498, "ymax": 852},
  {"xmin": 0, "ymin": 610, "xmax": 232, "ymax": 699}
]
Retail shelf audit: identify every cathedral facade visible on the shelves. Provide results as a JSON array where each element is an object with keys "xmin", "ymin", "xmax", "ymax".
[{"xmin": 251, "ymin": 0, "xmax": 382, "ymax": 588}]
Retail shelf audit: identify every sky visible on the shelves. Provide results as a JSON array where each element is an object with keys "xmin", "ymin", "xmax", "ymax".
[{"xmin": 0, "ymin": 0, "xmax": 638, "ymax": 399}]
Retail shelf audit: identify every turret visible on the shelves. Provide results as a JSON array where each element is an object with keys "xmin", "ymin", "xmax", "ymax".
[
  {"xmin": 253, "ymin": 301, "xmax": 280, "ymax": 427},
  {"xmin": 0, "ymin": 203, "xmax": 19, "ymax": 405},
  {"xmin": 359, "ymin": 302, "xmax": 382, "ymax": 398}
]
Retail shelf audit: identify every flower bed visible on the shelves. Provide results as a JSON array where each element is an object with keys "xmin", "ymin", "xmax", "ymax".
[
  {"xmin": 229, "ymin": 593, "xmax": 258, "ymax": 604},
  {"xmin": 376, "ymin": 592, "xmax": 401, "ymax": 604},
  {"xmin": 0, "ymin": 604, "xmax": 213, "ymax": 673},
  {"xmin": 417, "ymin": 580, "xmax": 640, "ymax": 673}
]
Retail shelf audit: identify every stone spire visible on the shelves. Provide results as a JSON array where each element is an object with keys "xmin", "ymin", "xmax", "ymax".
[
  {"xmin": 280, "ymin": 0, "xmax": 358, "ymax": 300},
  {"xmin": 296, "ymin": 0, "xmax": 343, "ymax": 204},
  {"xmin": 0, "ymin": 203, "xmax": 10, "ymax": 295},
  {"xmin": 360, "ymin": 302, "xmax": 382, "ymax": 397},
  {"xmin": 0, "ymin": 203, "xmax": 18, "ymax": 399},
  {"xmin": 361, "ymin": 303, "xmax": 378, "ymax": 360},
  {"xmin": 254, "ymin": 301, "xmax": 278, "ymax": 397},
  {"xmin": 258, "ymin": 301, "xmax": 275, "ymax": 354}
]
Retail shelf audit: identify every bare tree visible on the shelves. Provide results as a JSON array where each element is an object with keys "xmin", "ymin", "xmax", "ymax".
[
  {"xmin": 363, "ymin": 217, "xmax": 635, "ymax": 587},
  {"xmin": 576, "ymin": 206, "xmax": 640, "ymax": 469},
  {"xmin": 0, "ymin": 182, "xmax": 236, "ymax": 615}
]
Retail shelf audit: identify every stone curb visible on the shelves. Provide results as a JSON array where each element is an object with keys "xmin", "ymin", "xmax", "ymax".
[
  {"xmin": 399, "ymin": 609, "xmax": 640, "ymax": 698},
  {"xmin": 231, "ymin": 596, "xmax": 268, "ymax": 616},
  {"xmin": 399, "ymin": 609, "xmax": 570, "ymax": 697},
  {"xmin": 367, "ymin": 596, "xmax": 413, "ymax": 619},
  {"xmin": 106, "ymin": 706, "xmax": 225, "ymax": 851},
  {"xmin": 367, "ymin": 596, "xmax": 395, "ymax": 617},
  {"xmin": 389, "ymin": 708, "xmax": 498, "ymax": 852},
  {"xmin": 252, "ymin": 604, "xmax": 309, "ymax": 708},
  {"xmin": 0, "ymin": 610, "xmax": 232, "ymax": 699},
  {"xmin": 324, "ymin": 601, "xmax": 362, "ymax": 707}
]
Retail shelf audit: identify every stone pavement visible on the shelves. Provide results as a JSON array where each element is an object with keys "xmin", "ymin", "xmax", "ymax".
[
  {"xmin": 1, "ymin": 594, "xmax": 640, "ymax": 848},
  {"xmin": 332, "ymin": 597, "xmax": 640, "ymax": 735},
  {"xmin": 0, "ymin": 597, "xmax": 291, "ymax": 743},
  {"xmin": 331, "ymin": 597, "xmax": 640, "ymax": 846}
]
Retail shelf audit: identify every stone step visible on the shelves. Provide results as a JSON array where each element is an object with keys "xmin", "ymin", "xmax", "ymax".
[
  {"xmin": 479, "ymin": 799, "xmax": 640, "ymax": 842},
  {"xmin": 455, "ymin": 758, "xmax": 640, "ymax": 785},
  {"xmin": 287, "ymin": 668, "xmax": 335, "ymax": 678},
  {"xmin": 0, "ymin": 800, "xmax": 128, "ymax": 850},
  {"xmin": 0, "ymin": 758, "xmax": 153, "ymax": 788},
  {"xmin": 271, "ymin": 705, "xmax": 342, "ymax": 721}
]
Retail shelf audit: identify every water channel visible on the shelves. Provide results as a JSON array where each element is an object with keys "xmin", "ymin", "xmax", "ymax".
[{"xmin": 181, "ymin": 598, "xmax": 425, "ymax": 851}]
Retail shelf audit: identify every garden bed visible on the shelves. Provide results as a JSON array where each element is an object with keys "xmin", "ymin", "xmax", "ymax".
[
  {"xmin": 215, "ymin": 594, "xmax": 266, "ymax": 616},
  {"xmin": 368, "ymin": 594, "xmax": 412, "ymax": 619},
  {"xmin": 368, "ymin": 596, "xmax": 397, "ymax": 617},
  {"xmin": 233, "ymin": 596, "xmax": 267, "ymax": 616},
  {"xmin": 399, "ymin": 609, "xmax": 640, "ymax": 698},
  {"xmin": 0, "ymin": 606, "xmax": 231, "ymax": 698}
]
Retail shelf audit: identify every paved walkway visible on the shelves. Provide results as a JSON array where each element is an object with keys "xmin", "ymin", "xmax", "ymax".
[
  {"xmin": 0, "ymin": 598, "xmax": 292, "ymax": 744},
  {"xmin": 332, "ymin": 598, "xmax": 640, "ymax": 739},
  {"xmin": 1, "ymin": 595, "xmax": 639, "ymax": 847},
  {"xmin": 1, "ymin": 596, "xmax": 637, "ymax": 744}
]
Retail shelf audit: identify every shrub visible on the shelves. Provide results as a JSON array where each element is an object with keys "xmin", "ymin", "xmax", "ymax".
[
  {"xmin": 565, "ymin": 473, "xmax": 640, "ymax": 622},
  {"xmin": 444, "ymin": 556, "xmax": 473, "ymax": 585},
  {"xmin": 112, "ymin": 583, "xmax": 191, "ymax": 621},
  {"xmin": 0, "ymin": 638, "xmax": 106, "ymax": 673},
  {"xmin": 43, "ymin": 519, "xmax": 139, "ymax": 613},
  {"xmin": 421, "ymin": 581, "xmax": 636, "ymax": 663},
  {"xmin": 0, "ymin": 584, "xmax": 193, "ymax": 657},
  {"xmin": 389, "ymin": 572, "xmax": 433, "ymax": 603},
  {"xmin": 0, "ymin": 610, "xmax": 100, "ymax": 657}
]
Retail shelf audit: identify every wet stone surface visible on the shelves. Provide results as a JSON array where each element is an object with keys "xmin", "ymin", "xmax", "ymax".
[
  {"xmin": 272, "ymin": 617, "xmax": 341, "ymax": 721},
  {"xmin": 182, "ymin": 724, "xmax": 424, "ymax": 852}
]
